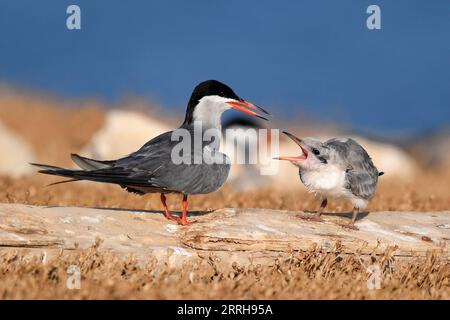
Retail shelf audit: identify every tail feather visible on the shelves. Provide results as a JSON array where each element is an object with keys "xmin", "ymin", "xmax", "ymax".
[
  {"xmin": 31, "ymin": 163, "xmax": 85, "ymax": 180},
  {"xmin": 46, "ymin": 178, "xmax": 79, "ymax": 187},
  {"xmin": 30, "ymin": 163, "xmax": 65, "ymax": 171},
  {"xmin": 70, "ymin": 154, "xmax": 114, "ymax": 170},
  {"xmin": 31, "ymin": 162, "xmax": 160, "ymax": 189}
]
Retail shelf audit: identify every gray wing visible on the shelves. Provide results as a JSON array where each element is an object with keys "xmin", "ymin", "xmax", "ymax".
[
  {"xmin": 113, "ymin": 128, "xmax": 230, "ymax": 194},
  {"xmin": 35, "ymin": 128, "xmax": 230, "ymax": 195},
  {"xmin": 325, "ymin": 138, "xmax": 380, "ymax": 200}
]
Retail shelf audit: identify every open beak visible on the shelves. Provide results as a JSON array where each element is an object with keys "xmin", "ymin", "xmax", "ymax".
[
  {"xmin": 226, "ymin": 99, "xmax": 271, "ymax": 121},
  {"xmin": 274, "ymin": 131, "xmax": 308, "ymax": 161}
]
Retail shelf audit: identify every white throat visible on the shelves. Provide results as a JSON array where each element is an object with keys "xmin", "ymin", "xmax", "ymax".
[{"xmin": 192, "ymin": 95, "xmax": 232, "ymax": 130}]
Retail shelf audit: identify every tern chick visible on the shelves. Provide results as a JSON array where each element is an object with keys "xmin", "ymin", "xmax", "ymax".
[{"xmin": 277, "ymin": 132, "xmax": 383, "ymax": 227}]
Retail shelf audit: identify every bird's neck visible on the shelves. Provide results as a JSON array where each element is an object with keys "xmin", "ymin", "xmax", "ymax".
[
  {"xmin": 184, "ymin": 97, "xmax": 229, "ymax": 132},
  {"xmin": 191, "ymin": 116, "xmax": 223, "ymax": 132},
  {"xmin": 195, "ymin": 106, "xmax": 226, "ymax": 132}
]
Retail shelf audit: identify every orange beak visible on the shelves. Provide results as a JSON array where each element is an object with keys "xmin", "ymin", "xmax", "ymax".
[
  {"xmin": 275, "ymin": 131, "xmax": 308, "ymax": 161},
  {"xmin": 226, "ymin": 99, "xmax": 270, "ymax": 121}
]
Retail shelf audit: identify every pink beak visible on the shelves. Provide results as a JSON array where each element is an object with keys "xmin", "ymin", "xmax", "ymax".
[{"xmin": 275, "ymin": 131, "xmax": 308, "ymax": 161}]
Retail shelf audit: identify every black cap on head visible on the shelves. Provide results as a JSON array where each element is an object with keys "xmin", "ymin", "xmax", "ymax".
[
  {"xmin": 190, "ymin": 80, "xmax": 241, "ymax": 102},
  {"xmin": 183, "ymin": 80, "xmax": 241, "ymax": 125}
]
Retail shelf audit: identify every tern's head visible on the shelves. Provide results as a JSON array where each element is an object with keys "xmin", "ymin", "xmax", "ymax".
[
  {"xmin": 276, "ymin": 131, "xmax": 330, "ymax": 170},
  {"xmin": 183, "ymin": 80, "xmax": 270, "ymax": 127}
]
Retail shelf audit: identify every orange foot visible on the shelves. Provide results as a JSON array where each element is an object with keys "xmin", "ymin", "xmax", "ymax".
[
  {"xmin": 162, "ymin": 207, "xmax": 182, "ymax": 223},
  {"xmin": 165, "ymin": 213, "xmax": 182, "ymax": 224},
  {"xmin": 178, "ymin": 219, "xmax": 197, "ymax": 226}
]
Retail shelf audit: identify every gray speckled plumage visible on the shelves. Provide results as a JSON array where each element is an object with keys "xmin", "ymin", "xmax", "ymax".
[
  {"xmin": 325, "ymin": 138, "xmax": 380, "ymax": 201},
  {"xmin": 281, "ymin": 132, "xmax": 383, "ymax": 222}
]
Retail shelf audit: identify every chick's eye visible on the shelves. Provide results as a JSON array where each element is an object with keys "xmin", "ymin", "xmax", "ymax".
[{"xmin": 312, "ymin": 148, "xmax": 320, "ymax": 155}]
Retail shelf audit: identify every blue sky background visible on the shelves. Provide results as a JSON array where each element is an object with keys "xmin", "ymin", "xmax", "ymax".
[{"xmin": 0, "ymin": 1, "xmax": 449, "ymax": 135}]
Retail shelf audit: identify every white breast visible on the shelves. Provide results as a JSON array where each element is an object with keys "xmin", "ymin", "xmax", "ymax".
[{"xmin": 301, "ymin": 165, "xmax": 348, "ymax": 199}]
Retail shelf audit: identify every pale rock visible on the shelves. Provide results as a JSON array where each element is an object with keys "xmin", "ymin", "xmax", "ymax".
[
  {"xmin": 80, "ymin": 110, "xmax": 171, "ymax": 160},
  {"xmin": 0, "ymin": 121, "xmax": 36, "ymax": 177}
]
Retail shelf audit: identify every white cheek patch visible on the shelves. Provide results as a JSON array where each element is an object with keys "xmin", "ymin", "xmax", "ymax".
[{"xmin": 192, "ymin": 96, "xmax": 233, "ymax": 128}]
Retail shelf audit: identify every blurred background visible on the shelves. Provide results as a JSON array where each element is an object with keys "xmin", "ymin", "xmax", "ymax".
[{"xmin": 0, "ymin": 0, "xmax": 449, "ymax": 212}]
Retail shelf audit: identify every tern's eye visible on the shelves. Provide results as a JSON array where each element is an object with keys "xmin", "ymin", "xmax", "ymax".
[{"xmin": 312, "ymin": 148, "xmax": 320, "ymax": 155}]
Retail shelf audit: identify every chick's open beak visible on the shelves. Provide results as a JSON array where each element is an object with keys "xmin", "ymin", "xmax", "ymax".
[
  {"xmin": 226, "ymin": 99, "xmax": 271, "ymax": 121},
  {"xmin": 274, "ymin": 131, "xmax": 308, "ymax": 161}
]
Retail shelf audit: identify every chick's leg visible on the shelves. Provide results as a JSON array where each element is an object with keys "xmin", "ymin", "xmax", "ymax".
[{"xmin": 315, "ymin": 198, "xmax": 328, "ymax": 219}]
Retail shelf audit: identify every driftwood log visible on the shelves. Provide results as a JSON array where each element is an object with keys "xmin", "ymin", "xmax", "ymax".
[{"xmin": 0, "ymin": 203, "xmax": 449, "ymax": 266}]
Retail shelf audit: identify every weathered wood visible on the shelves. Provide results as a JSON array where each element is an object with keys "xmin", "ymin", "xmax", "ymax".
[
  {"xmin": 183, "ymin": 209, "xmax": 449, "ymax": 258},
  {"xmin": 0, "ymin": 203, "xmax": 448, "ymax": 266}
]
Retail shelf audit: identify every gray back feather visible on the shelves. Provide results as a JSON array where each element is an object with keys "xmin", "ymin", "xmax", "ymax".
[
  {"xmin": 113, "ymin": 125, "xmax": 230, "ymax": 195},
  {"xmin": 325, "ymin": 138, "xmax": 380, "ymax": 200}
]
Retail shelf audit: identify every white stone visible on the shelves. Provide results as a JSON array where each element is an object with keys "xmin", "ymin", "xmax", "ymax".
[
  {"xmin": 0, "ymin": 121, "xmax": 36, "ymax": 177},
  {"xmin": 80, "ymin": 110, "xmax": 171, "ymax": 160}
]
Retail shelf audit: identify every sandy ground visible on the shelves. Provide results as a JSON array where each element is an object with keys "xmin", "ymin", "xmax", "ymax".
[{"xmin": 0, "ymin": 92, "xmax": 449, "ymax": 299}]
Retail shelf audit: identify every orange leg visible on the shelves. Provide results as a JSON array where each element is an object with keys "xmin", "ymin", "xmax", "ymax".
[
  {"xmin": 180, "ymin": 194, "xmax": 194, "ymax": 226},
  {"xmin": 160, "ymin": 194, "xmax": 181, "ymax": 223}
]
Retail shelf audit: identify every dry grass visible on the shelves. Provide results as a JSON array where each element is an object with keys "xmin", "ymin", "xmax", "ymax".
[
  {"xmin": 0, "ymin": 91, "xmax": 449, "ymax": 299},
  {"xmin": 0, "ymin": 240, "xmax": 448, "ymax": 299}
]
